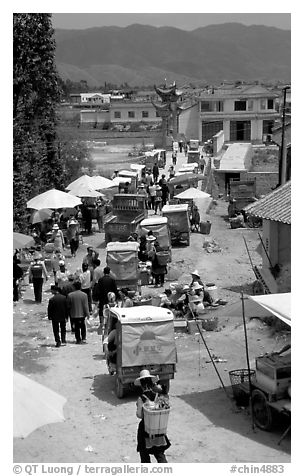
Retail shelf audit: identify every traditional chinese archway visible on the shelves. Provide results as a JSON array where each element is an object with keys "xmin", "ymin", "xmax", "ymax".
[{"xmin": 152, "ymin": 82, "xmax": 183, "ymax": 148}]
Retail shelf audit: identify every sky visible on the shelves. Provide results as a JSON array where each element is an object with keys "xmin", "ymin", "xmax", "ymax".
[{"xmin": 52, "ymin": 12, "xmax": 291, "ymax": 31}]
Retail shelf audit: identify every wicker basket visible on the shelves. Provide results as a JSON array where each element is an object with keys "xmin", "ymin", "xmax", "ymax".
[
  {"xmin": 200, "ymin": 316, "xmax": 218, "ymax": 331},
  {"xmin": 143, "ymin": 406, "xmax": 170, "ymax": 436},
  {"xmin": 229, "ymin": 369, "xmax": 256, "ymax": 406}
]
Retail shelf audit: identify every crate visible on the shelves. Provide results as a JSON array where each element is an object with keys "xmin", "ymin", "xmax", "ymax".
[
  {"xmin": 229, "ymin": 369, "xmax": 256, "ymax": 406},
  {"xmin": 143, "ymin": 405, "xmax": 170, "ymax": 436}
]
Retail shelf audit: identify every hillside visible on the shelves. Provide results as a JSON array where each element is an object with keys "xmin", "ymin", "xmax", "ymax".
[{"xmin": 54, "ymin": 23, "xmax": 290, "ymax": 87}]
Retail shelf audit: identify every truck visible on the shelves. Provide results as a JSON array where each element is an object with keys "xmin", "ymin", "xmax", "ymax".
[
  {"xmin": 104, "ymin": 194, "xmax": 148, "ymax": 244},
  {"xmin": 228, "ymin": 179, "xmax": 257, "ymax": 218}
]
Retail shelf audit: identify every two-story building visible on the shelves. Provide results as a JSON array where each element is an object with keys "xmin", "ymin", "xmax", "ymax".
[{"xmin": 194, "ymin": 85, "xmax": 279, "ymax": 143}]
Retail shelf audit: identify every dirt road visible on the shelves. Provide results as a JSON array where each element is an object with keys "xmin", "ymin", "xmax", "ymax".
[{"xmin": 13, "ymin": 193, "xmax": 290, "ymax": 463}]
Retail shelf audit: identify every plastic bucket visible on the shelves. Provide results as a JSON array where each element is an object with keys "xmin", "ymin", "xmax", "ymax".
[
  {"xmin": 200, "ymin": 221, "xmax": 212, "ymax": 235},
  {"xmin": 205, "ymin": 284, "xmax": 218, "ymax": 302}
]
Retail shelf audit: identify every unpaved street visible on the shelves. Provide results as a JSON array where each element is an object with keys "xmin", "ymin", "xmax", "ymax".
[{"xmin": 13, "ymin": 196, "xmax": 290, "ymax": 463}]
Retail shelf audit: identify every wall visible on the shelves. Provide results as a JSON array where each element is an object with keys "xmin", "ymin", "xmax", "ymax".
[
  {"xmin": 109, "ymin": 102, "xmax": 159, "ymax": 123},
  {"xmin": 262, "ymin": 220, "xmax": 291, "ymax": 292},
  {"xmin": 247, "ymin": 171, "xmax": 278, "ymax": 196},
  {"xmin": 80, "ymin": 110, "xmax": 110, "ymax": 124},
  {"xmin": 179, "ymin": 104, "xmax": 199, "ymax": 140}
]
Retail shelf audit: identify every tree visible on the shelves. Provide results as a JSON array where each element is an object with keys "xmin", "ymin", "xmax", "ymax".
[{"xmin": 13, "ymin": 13, "xmax": 64, "ymax": 231}]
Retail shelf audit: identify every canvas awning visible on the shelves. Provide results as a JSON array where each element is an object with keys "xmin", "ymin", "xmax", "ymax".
[{"xmin": 249, "ymin": 293, "xmax": 291, "ymax": 327}]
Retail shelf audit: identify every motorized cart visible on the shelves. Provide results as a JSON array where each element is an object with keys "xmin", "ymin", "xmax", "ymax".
[
  {"xmin": 106, "ymin": 241, "xmax": 140, "ymax": 291},
  {"xmin": 161, "ymin": 203, "xmax": 191, "ymax": 246},
  {"xmin": 138, "ymin": 216, "xmax": 172, "ymax": 263},
  {"xmin": 104, "ymin": 193, "xmax": 147, "ymax": 243},
  {"xmin": 103, "ymin": 305, "xmax": 177, "ymax": 398}
]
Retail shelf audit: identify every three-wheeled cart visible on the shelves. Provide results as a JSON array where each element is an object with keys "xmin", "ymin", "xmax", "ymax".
[
  {"xmin": 106, "ymin": 241, "xmax": 140, "ymax": 291},
  {"xmin": 161, "ymin": 204, "xmax": 191, "ymax": 246},
  {"xmin": 103, "ymin": 306, "xmax": 177, "ymax": 398}
]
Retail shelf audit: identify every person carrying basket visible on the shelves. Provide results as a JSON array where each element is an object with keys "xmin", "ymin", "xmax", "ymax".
[{"xmin": 135, "ymin": 369, "xmax": 171, "ymax": 463}]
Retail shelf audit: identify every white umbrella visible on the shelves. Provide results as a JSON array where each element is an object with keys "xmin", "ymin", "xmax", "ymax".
[
  {"xmin": 27, "ymin": 189, "xmax": 82, "ymax": 210},
  {"xmin": 91, "ymin": 175, "xmax": 114, "ymax": 190},
  {"xmin": 65, "ymin": 174, "xmax": 95, "ymax": 191},
  {"xmin": 68, "ymin": 184, "xmax": 105, "ymax": 198},
  {"xmin": 14, "ymin": 372, "xmax": 67, "ymax": 438},
  {"xmin": 175, "ymin": 187, "xmax": 210, "ymax": 199}
]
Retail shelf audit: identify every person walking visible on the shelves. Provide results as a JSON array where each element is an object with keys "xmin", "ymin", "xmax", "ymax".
[
  {"xmin": 172, "ymin": 150, "xmax": 177, "ymax": 165},
  {"xmin": 148, "ymin": 182, "xmax": 156, "ymax": 212},
  {"xmin": 49, "ymin": 224, "xmax": 65, "ymax": 253},
  {"xmin": 83, "ymin": 246, "xmax": 99, "ymax": 272},
  {"xmin": 13, "ymin": 253, "xmax": 23, "ymax": 302},
  {"xmin": 47, "ymin": 285, "xmax": 68, "ymax": 347},
  {"xmin": 66, "ymin": 217, "xmax": 80, "ymax": 258},
  {"xmin": 55, "ymin": 260, "xmax": 68, "ymax": 290},
  {"xmin": 161, "ymin": 181, "xmax": 169, "ymax": 208},
  {"xmin": 28, "ymin": 252, "xmax": 48, "ymax": 303},
  {"xmin": 152, "ymin": 162, "xmax": 159, "ymax": 184},
  {"xmin": 150, "ymin": 240, "xmax": 167, "ymax": 287},
  {"xmin": 154, "ymin": 185, "xmax": 162, "ymax": 214},
  {"xmin": 135, "ymin": 370, "xmax": 171, "ymax": 463},
  {"xmin": 95, "ymin": 267, "xmax": 119, "ymax": 329},
  {"xmin": 80, "ymin": 262, "xmax": 92, "ymax": 314},
  {"xmin": 67, "ymin": 280, "xmax": 90, "ymax": 344}
]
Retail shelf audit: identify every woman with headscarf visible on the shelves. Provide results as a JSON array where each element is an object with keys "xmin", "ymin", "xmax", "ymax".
[{"xmin": 135, "ymin": 369, "xmax": 171, "ymax": 463}]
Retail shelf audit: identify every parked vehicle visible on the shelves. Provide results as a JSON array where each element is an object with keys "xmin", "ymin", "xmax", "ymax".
[
  {"xmin": 228, "ymin": 179, "xmax": 257, "ymax": 218},
  {"xmin": 117, "ymin": 170, "xmax": 138, "ymax": 192},
  {"xmin": 106, "ymin": 241, "xmax": 139, "ymax": 291},
  {"xmin": 161, "ymin": 204, "xmax": 191, "ymax": 246},
  {"xmin": 187, "ymin": 150, "xmax": 201, "ymax": 165},
  {"xmin": 189, "ymin": 139, "xmax": 199, "ymax": 151},
  {"xmin": 143, "ymin": 149, "xmax": 166, "ymax": 169},
  {"xmin": 177, "ymin": 163, "xmax": 199, "ymax": 175},
  {"xmin": 138, "ymin": 216, "xmax": 172, "ymax": 262},
  {"xmin": 104, "ymin": 194, "xmax": 148, "ymax": 243},
  {"xmin": 103, "ymin": 305, "xmax": 177, "ymax": 398}
]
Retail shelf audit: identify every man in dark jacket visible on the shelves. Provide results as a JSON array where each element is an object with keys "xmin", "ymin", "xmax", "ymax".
[
  {"xmin": 67, "ymin": 280, "xmax": 90, "ymax": 344},
  {"xmin": 95, "ymin": 267, "xmax": 119, "ymax": 327},
  {"xmin": 48, "ymin": 285, "xmax": 68, "ymax": 347},
  {"xmin": 152, "ymin": 162, "xmax": 159, "ymax": 184}
]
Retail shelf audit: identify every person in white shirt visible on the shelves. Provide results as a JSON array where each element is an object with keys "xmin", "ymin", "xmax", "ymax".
[{"xmin": 80, "ymin": 262, "xmax": 92, "ymax": 313}]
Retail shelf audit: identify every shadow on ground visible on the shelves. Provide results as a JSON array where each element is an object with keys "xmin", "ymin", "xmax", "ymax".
[
  {"xmin": 177, "ymin": 387, "xmax": 290, "ymax": 454},
  {"xmin": 91, "ymin": 373, "xmax": 140, "ymax": 406}
]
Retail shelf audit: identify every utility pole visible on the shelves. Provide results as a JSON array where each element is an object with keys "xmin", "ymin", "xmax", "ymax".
[{"xmin": 279, "ymin": 85, "xmax": 290, "ymax": 186}]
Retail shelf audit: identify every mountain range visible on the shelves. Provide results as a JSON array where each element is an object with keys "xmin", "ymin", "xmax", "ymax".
[{"xmin": 54, "ymin": 23, "xmax": 291, "ymax": 87}]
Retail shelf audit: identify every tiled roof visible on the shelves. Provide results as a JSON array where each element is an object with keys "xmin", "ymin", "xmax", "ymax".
[{"xmin": 245, "ymin": 181, "xmax": 291, "ymax": 224}]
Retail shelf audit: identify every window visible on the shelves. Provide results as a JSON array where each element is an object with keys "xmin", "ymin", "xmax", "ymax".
[
  {"xmin": 142, "ymin": 111, "xmax": 149, "ymax": 118},
  {"xmin": 156, "ymin": 111, "xmax": 160, "ymax": 117},
  {"xmin": 201, "ymin": 101, "xmax": 223, "ymax": 112},
  {"xmin": 260, "ymin": 99, "xmax": 266, "ymax": 110},
  {"xmin": 247, "ymin": 100, "xmax": 254, "ymax": 111},
  {"xmin": 215, "ymin": 101, "xmax": 223, "ymax": 112},
  {"xmin": 234, "ymin": 101, "xmax": 247, "ymax": 111},
  {"xmin": 114, "ymin": 111, "xmax": 121, "ymax": 118},
  {"xmin": 201, "ymin": 101, "xmax": 212, "ymax": 112},
  {"xmin": 267, "ymin": 99, "xmax": 274, "ymax": 109},
  {"xmin": 128, "ymin": 111, "xmax": 135, "ymax": 118}
]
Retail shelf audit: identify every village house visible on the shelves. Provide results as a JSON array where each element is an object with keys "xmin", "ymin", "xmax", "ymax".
[
  {"xmin": 195, "ymin": 84, "xmax": 280, "ymax": 143},
  {"xmin": 245, "ymin": 181, "xmax": 291, "ymax": 294}
]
